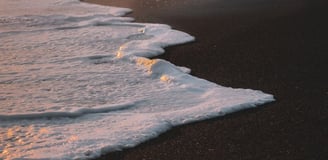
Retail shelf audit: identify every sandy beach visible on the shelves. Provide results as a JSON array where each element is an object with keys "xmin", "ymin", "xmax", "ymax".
[{"xmin": 84, "ymin": 0, "xmax": 328, "ymax": 159}]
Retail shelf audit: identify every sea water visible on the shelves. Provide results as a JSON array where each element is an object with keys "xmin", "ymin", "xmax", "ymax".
[{"xmin": 0, "ymin": 0, "xmax": 274, "ymax": 159}]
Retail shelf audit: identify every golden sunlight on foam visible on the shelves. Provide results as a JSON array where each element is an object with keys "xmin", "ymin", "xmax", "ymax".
[
  {"xmin": 68, "ymin": 135, "xmax": 79, "ymax": 143},
  {"xmin": 39, "ymin": 128, "xmax": 49, "ymax": 134},
  {"xmin": 7, "ymin": 129, "xmax": 14, "ymax": 139},
  {"xmin": 17, "ymin": 138, "xmax": 24, "ymax": 145},
  {"xmin": 116, "ymin": 46, "xmax": 126, "ymax": 58},
  {"xmin": 160, "ymin": 74, "xmax": 171, "ymax": 82},
  {"xmin": 136, "ymin": 57, "xmax": 158, "ymax": 71},
  {"xmin": 1, "ymin": 149, "xmax": 10, "ymax": 156},
  {"xmin": 116, "ymin": 51, "xmax": 123, "ymax": 58}
]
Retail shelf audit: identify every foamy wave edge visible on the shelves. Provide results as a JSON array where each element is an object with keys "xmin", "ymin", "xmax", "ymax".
[
  {"xmin": 84, "ymin": 2, "xmax": 275, "ymax": 159},
  {"xmin": 0, "ymin": 0, "xmax": 275, "ymax": 159}
]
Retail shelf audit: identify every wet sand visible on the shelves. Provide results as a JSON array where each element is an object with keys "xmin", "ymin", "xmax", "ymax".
[{"xmin": 84, "ymin": 0, "xmax": 328, "ymax": 159}]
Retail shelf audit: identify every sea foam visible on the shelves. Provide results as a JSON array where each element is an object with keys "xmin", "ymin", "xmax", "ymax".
[{"xmin": 0, "ymin": 0, "xmax": 274, "ymax": 159}]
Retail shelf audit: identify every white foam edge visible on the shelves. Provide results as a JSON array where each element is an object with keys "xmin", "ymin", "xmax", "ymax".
[
  {"xmin": 112, "ymin": 22, "xmax": 195, "ymax": 83},
  {"xmin": 68, "ymin": 3, "xmax": 274, "ymax": 160},
  {"xmin": 97, "ymin": 92, "xmax": 274, "ymax": 157},
  {"xmin": 109, "ymin": 21, "xmax": 275, "ymax": 127},
  {"xmin": 116, "ymin": 23, "xmax": 195, "ymax": 58},
  {"xmin": 163, "ymin": 91, "xmax": 275, "ymax": 126}
]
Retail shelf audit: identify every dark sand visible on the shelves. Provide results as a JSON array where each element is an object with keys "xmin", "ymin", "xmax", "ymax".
[{"xmin": 84, "ymin": 0, "xmax": 328, "ymax": 159}]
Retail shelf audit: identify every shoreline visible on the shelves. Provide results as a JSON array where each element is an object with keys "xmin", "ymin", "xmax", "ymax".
[{"xmin": 84, "ymin": 0, "xmax": 328, "ymax": 159}]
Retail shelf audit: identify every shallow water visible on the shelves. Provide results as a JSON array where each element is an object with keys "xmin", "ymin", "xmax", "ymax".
[{"xmin": 0, "ymin": 0, "xmax": 274, "ymax": 159}]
